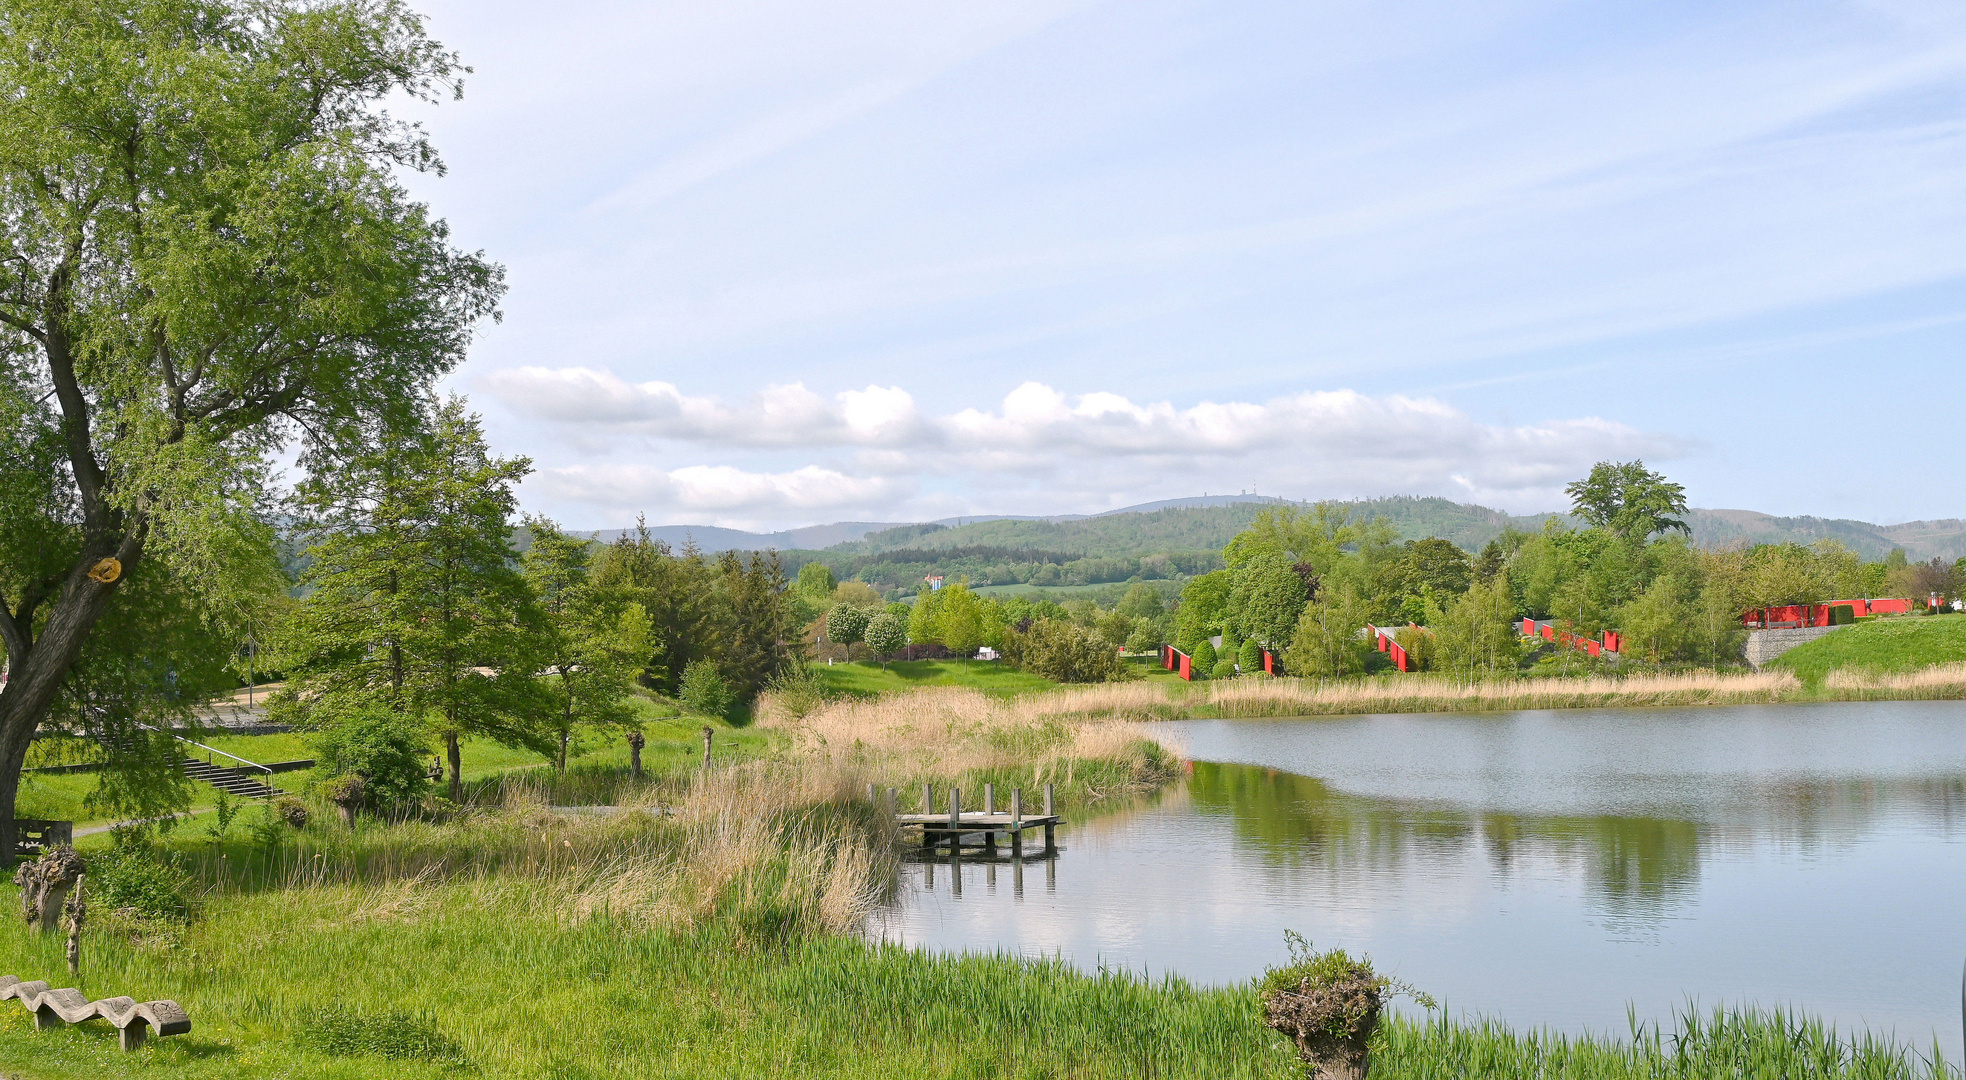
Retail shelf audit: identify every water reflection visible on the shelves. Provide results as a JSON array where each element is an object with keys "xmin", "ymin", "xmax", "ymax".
[{"xmin": 883, "ymin": 702, "xmax": 1966, "ymax": 1059}]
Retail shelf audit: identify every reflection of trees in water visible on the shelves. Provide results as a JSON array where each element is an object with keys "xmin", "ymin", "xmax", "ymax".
[{"xmin": 1186, "ymin": 763, "xmax": 1966, "ymax": 919}]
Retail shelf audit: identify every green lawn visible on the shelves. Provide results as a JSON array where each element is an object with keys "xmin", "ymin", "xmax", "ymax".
[
  {"xmin": 1771, "ymin": 612, "xmax": 1966, "ymax": 684},
  {"xmin": 813, "ymin": 659, "xmax": 1061, "ymax": 698},
  {"xmin": 14, "ymin": 699, "xmax": 775, "ymax": 827}
]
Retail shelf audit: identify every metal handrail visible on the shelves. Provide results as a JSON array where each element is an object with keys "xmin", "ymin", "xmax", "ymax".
[{"xmin": 136, "ymin": 723, "xmax": 273, "ymax": 776}]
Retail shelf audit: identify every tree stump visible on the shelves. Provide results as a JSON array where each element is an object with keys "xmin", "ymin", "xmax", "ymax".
[
  {"xmin": 700, "ymin": 726, "xmax": 713, "ymax": 770},
  {"xmin": 626, "ymin": 730, "xmax": 645, "ymax": 780},
  {"xmin": 1261, "ymin": 967, "xmax": 1383, "ymax": 1080},
  {"xmin": 12, "ymin": 847, "xmax": 86, "ymax": 935},
  {"xmin": 327, "ymin": 774, "xmax": 366, "ymax": 827}
]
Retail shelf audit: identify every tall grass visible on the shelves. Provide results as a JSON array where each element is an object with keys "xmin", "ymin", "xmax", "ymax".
[
  {"xmin": 1204, "ymin": 670, "xmax": 1804, "ymax": 716},
  {"xmin": 1373, "ymin": 1005, "xmax": 1956, "ymax": 1079},
  {"xmin": 1823, "ymin": 662, "xmax": 1966, "ymax": 699},
  {"xmin": 756, "ymin": 686, "xmax": 1183, "ymax": 808}
]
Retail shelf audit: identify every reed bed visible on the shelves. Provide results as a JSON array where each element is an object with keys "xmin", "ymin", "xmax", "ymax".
[
  {"xmin": 162, "ymin": 757, "xmax": 900, "ymax": 941},
  {"xmin": 1823, "ymin": 662, "xmax": 1966, "ymax": 699},
  {"xmin": 756, "ymin": 686, "xmax": 1183, "ymax": 806},
  {"xmin": 1201, "ymin": 670, "xmax": 1804, "ymax": 717}
]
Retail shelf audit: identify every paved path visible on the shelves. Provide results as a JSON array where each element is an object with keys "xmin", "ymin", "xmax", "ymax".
[{"xmin": 75, "ymin": 806, "xmax": 217, "ymax": 838}]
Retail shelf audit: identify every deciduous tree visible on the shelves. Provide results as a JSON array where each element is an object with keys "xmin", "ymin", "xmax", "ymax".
[{"xmin": 0, "ymin": 0, "xmax": 499, "ymax": 856}]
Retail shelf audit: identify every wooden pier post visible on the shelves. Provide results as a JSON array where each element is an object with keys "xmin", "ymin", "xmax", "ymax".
[
  {"xmin": 1013, "ymin": 852, "xmax": 1024, "ymax": 897},
  {"xmin": 981, "ymin": 782, "xmax": 997, "ymax": 854},
  {"xmin": 921, "ymin": 783, "xmax": 936, "ymax": 848},
  {"xmin": 1043, "ymin": 783, "xmax": 1056, "ymax": 854},
  {"xmin": 868, "ymin": 782, "xmax": 877, "ymax": 803},
  {"xmin": 1010, "ymin": 788, "xmax": 1023, "ymax": 859},
  {"xmin": 948, "ymin": 787, "xmax": 962, "ymax": 854}
]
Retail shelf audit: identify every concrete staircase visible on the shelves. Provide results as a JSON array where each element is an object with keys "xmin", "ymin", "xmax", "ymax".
[{"xmin": 175, "ymin": 756, "xmax": 286, "ymax": 800}]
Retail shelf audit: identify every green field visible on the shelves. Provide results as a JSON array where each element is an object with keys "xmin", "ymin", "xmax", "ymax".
[
  {"xmin": 812, "ymin": 659, "xmax": 1061, "ymax": 698},
  {"xmin": 1772, "ymin": 613, "xmax": 1966, "ymax": 684},
  {"xmin": 13, "ymin": 700, "xmax": 773, "ymax": 829}
]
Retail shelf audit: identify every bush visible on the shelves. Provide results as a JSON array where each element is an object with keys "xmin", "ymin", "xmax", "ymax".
[
  {"xmin": 299, "ymin": 1006, "xmax": 469, "ymax": 1066},
  {"xmin": 1124, "ymin": 617, "xmax": 1162, "ymax": 653},
  {"xmin": 1238, "ymin": 639, "xmax": 1263, "ymax": 673},
  {"xmin": 310, "ymin": 707, "xmax": 431, "ymax": 810},
  {"xmin": 1191, "ymin": 640, "xmax": 1218, "ymax": 672},
  {"xmin": 1000, "ymin": 618, "xmax": 1129, "ymax": 683},
  {"xmin": 1210, "ymin": 659, "xmax": 1237, "ymax": 679},
  {"xmin": 680, "ymin": 659, "xmax": 737, "ymax": 719},
  {"xmin": 88, "ymin": 845, "xmax": 192, "ymax": 922}
]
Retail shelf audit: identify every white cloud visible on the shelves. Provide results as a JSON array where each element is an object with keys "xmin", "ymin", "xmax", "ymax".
[
  {"xmin": 489, "ymin": 368, "xmax": 1683, "ymax": 527},
  {"xmin": 529, "ymin": 462, "xmax": 902, "ymax": 529}
]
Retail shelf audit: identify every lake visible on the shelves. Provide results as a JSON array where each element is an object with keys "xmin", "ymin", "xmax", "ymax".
[{"xmin": 875, "ymin": 701, "xmax": 1966, "ymax": 1058}]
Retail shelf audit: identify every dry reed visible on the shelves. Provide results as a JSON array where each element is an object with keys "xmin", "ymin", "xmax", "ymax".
[
  {"xmin": 1822, "ymin": 662, "xmax": 1966, "ymax": 698},
  {"xmin": 757, "ymin": 685, "xmax": 1181, "ymax": 791},
  {"xmin": 1204, "ymin": 670, "xmax": 1803, "ymax": 716}
]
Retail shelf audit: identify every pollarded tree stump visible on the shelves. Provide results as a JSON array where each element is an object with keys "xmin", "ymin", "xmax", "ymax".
[
  {"xmin": 12, "ymin": 847, "xmax": 86, "ymax": 935},
  {"xmin": 1262, "ymin": 968, "xmax": 1383, "ymax": 1080}
]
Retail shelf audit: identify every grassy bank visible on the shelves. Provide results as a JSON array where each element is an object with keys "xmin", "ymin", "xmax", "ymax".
[
  {"xmin": 1772, "ymin": 614, "xmax": 1966, "ymax": 685},
  {"xmin": 812, "ymin": 659, "xmax": 1062, "ymax": 700},
  {"xmin": 0, "ymin": 877, "xmax": 1951, "ymax": 1078}
]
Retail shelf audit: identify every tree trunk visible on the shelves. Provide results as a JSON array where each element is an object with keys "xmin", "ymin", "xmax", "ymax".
[
  {"xmin": 0, "ymin": 557, "xmax": 130, "ymax": 865},
  {"xmin": 446, "ymin": 731, "xmax": 462, "ymax": 803},
  {"xmin": 556, "ymin": 730, "xmax": 568, "ymax": 774}
]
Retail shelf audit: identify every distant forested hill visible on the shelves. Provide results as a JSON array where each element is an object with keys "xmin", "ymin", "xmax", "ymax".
[{"xmin": 828, "ymin": 496, "xmax": 1558, "ymax": 560}]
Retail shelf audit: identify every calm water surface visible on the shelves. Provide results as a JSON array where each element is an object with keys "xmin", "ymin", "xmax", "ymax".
[{"xmin": 875, "ymin": 701, "xmax": 1966, "ymax": 1056}]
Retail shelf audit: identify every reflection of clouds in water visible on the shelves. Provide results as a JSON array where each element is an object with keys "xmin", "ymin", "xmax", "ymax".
[{"xmin": 878, "ymin": 702, "xmax": 1966, "ymax": 1061}]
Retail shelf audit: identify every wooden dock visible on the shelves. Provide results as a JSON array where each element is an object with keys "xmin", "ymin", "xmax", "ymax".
[{"xmin": 872, "ymin": 782, "xmax": 1061, "ymax": 858}]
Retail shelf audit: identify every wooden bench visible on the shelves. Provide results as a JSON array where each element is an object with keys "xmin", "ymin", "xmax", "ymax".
[{"xmin": 0, "ymin": 975, "xmax": 190, "ymax": 1050}]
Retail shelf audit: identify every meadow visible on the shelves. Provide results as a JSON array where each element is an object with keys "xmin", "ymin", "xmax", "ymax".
[{"xmin": 3, "ymin": 682, "xmax": 1961, "ymax": 1077}]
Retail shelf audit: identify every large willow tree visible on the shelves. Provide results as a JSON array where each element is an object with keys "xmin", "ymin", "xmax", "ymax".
[{"xmin": 0, "ymin": 0, "xmax": 500, "ymax": 857}]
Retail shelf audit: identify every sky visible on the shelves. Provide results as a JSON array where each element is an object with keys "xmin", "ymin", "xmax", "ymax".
[{"xmin": 391, "ymin": 0, "xmax": 1966, "ymax": 531}]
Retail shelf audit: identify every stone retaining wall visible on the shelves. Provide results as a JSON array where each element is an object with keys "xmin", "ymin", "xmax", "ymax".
[{"xmin": 1744, "ymin": 625, "xmax": 1847, "ymax": 668}]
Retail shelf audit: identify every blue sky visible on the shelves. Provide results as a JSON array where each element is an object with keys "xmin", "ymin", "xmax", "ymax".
[{"xmin": 395, "ymin": 0, "xmax": 1966, "ymax": 530}]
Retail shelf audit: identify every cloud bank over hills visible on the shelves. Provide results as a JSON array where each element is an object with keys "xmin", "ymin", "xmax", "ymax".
[{"xmin": 485, "ymin": 366, "xmax": 1681, "ymax": 530}]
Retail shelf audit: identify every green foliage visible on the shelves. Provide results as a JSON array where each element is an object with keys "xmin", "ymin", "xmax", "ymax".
[
  {"xmin": 1210, "ymin": 659, "xmax": 1237, "ymax": 679},
  {"xmin": 1259, "ymin": 931, "xmax": 1434, "ymax": 1041},
  {"xmin": 1286, "ymin": 583, "xmax": 1373, "ymax": 678},
  {"xmin": 1175, "ymin": 570, "xmax": 1233, "ymax": 650},
  {"xmin": 299, "ymin": 1006, "xmax": 469, "ymax": 1066},
  {"xmin": 309, "ymin": 707, "xmax": 433, "ymax": 810},
  {"xmin": 679, "ymin": 660, "xmax": 738, "ymax": 720},
  {"xmin": 1427, "ymin": 576, "xmax": 1523, "ymax": 677},
  {"xmin": 524, "ymin": 516, "xmax": 647, "ymax": 770},
  {"xmin": 1227, "ymin": 552, "xmax": 1310, "ymax": 647},
  {"xmin": 0, "ymin": 0, "xmax": 501, "ymax": 843},
  {"xmin": 1238, "ymin": 639, "xmax": 1263, "ymax": 673},
  {"xmin": 1001, "ymin": 619, "xmax": 1130, "ymax": 683},
  {"xmin": 1191, "ymin": 639, "xmax": 1218, "ymax": 672},
  {"xmin": 1126, "ymin": 618, "xmax": 1166, "ymax": 653},
  {"xmin": 279, "ymin": 398, "xmax": 550, "ymax": 792},
  {"xmin": 864, "ymin": 611, "xmax": 908, "ymax": 660},
  {"xmin": 1565, "ymin": 460, "xmax": 1690, "ymax": 540},
  {"xmin": 826, "ymin": 602, "xmax": 871, "ymax": 646},
  {"xmin": 794, "ymin": 562, "xmax": 837, "ymax": 600},
  {"xmin": 86, "ymin": 843, "xmax": 192, "ymax": 922}
]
